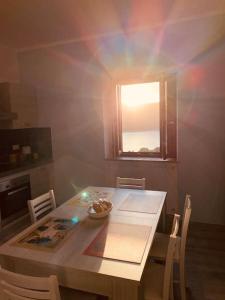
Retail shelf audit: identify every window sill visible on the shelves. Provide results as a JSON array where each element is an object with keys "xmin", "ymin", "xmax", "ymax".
[{"xmin": 105, "ymin": 157, "xmax": 177, "ymax": 163}]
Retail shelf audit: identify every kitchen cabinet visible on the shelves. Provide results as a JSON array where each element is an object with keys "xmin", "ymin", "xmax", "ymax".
[
  {"xmin": 0, "ymin": 82, "xmax": 38, "ymax": 129},
  {"xmin": 0, "ymin": 128, "xmax": 53, "ymax": 176}
]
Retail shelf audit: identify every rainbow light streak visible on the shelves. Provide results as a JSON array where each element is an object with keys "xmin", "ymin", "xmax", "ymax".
[
  {"xmin": 45, "ymin": 2, "xmax": 224, "ymax": 84},
  {"xmin": 66, "ymin": 1, "xmax": 122, "ymax": 76},
  {"xmin": 48, "ymin": 48, "xmax": 102, "ymax": 79}
]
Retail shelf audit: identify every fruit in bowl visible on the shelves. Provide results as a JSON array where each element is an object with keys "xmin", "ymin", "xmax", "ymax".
[{"xmin": 88, "ymin": 199, "xmax": 112, "ymax": 219}]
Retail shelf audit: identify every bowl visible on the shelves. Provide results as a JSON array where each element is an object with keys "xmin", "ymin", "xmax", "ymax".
[{"xmin": 88, "ymin": 203, "xmax": 113, "ymax": 219}]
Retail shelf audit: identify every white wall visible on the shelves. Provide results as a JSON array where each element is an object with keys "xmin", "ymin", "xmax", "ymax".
[
  {"xmin": 177, "ymin": 42, "xmax": 225, "ymax": 224},
  {"xmin": 0, "ymin": 46, "xmax": 19, "ymax": 82}
]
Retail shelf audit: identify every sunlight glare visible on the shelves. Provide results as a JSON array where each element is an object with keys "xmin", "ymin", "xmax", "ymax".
[{"xmin": 121, "ymin": 82, "xmax": 160, "ymax": 107}]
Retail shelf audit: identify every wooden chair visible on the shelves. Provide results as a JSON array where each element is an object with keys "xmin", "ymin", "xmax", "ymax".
[
  {"xmin": 116, "ymin": 177, "xmax": 146, "ymax": 190},
  {"xmin": 28, "ymin": 189, "xmax": 56, "ymax": 223},
  {"xmin": 149, "ymin": 194, "xmax": 192, "ymax": 300},
  {"xmin": 0, "ymin": 266, "xmax": 97, "ymax": 300},
  {"xmin": 0, "ymin": 266, "xmax": 61, "ymax": 300},
  {"xmin": 143, "ymin": 214, "xmax": 180, "ymax": 300}
]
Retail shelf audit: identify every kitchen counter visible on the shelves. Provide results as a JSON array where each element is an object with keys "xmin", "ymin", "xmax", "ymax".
[{"xmin": 0, "ymin": 159, "xmax": 53, "ymax": 178}]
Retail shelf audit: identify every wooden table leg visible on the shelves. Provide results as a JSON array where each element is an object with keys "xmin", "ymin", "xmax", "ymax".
[{"xmin": 112, "ymin": 279, "xmax": 142, "ymax": 300}]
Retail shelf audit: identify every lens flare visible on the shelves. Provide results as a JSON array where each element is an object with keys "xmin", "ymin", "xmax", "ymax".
[{"xmin": 71, "ymin": 216, "xmax": 79, "ymax": 224}]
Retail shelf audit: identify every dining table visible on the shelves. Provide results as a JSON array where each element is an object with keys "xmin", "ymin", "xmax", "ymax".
[{"xmin": 0, "ymin": 186, "xmax": 167, "ymax": 300}]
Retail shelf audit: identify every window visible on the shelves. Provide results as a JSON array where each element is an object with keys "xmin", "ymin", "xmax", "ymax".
[
  {"xmin": 119, "ymin": 81, "xmax": 160, "ymax": 155},
  {"xmin": 103, "ymin": 74, "xmax": 177, "ymax": 160}
]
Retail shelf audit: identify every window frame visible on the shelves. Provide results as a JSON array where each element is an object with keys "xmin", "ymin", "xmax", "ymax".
[{"xmin": 103, "ymin": 73, "xmax": 177, "ymax": 161}]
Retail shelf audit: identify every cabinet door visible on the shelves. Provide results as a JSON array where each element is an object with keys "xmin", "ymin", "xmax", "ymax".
[{"xmin": 10, "ymin": 83, "xmax": 38, "ymax": 129}]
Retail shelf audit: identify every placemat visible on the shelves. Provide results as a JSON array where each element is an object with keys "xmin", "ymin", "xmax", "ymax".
[
  {"xmin": 14, "ymin": 217, "xmax": 79, "ymax": 252},
  {"xmin": 83, "ymin": 222, "xmax": 151, "ymax": 263},
  {"xmin": 118, "ymin": 193, "xmax": 163, "ymax": 214}
]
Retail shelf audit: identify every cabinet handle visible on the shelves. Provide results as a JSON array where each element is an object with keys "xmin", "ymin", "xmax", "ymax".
[{"xmin": 7, "ymin": 186, "xmax": 28, "ymax": 196}]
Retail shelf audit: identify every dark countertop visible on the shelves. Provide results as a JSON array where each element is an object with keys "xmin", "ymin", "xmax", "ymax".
[{"xmin": 0, "ymin": 159, "xmax": 53, "ymax": 178}]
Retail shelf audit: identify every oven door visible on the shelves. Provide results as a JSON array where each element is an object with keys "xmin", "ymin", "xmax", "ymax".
[{"xmin": 0, "ymin": 183, "xmax": 31, "ymax": 226}]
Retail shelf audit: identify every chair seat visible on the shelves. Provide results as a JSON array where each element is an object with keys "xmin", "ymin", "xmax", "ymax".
[
  {"xmin": 150, "ymin": 233, "xmax": 180, "ymax": 262},
  {"xmin": 143, "ymin": 263, "xmax": 165, "ymax": 300},
  {"xmin": 60, "ymin": 286, "xmax": 97, "ymax": 300}
]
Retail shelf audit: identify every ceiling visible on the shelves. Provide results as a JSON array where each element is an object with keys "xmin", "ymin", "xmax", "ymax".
[{"xmin": 0, "ymin": 0, "xmax": 225, "ymax": 50}]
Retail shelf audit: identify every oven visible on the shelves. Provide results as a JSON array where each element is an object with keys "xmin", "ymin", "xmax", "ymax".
[{"xmin": 0, "ymin": 175, "xmax": 31, "ymax": 228}]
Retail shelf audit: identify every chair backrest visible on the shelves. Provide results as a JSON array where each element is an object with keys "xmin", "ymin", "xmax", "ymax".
[
  {"xmin": 0, "ymin": 266, "xmax": 61, "ymax": 300},
  {"xmin": 163, "ymin": 214, "xmax": 180, "ymax": 300},
  {"xmin": 28, "ymin": 189, "xmax": 56, "ymax": 223},
  {"xmin": 116, "ymin": 177, "xmax": 146, "ymax": 190},
  {"xmin": 180, "ymin": 194, "xmax": 192, "ymax": 260}
]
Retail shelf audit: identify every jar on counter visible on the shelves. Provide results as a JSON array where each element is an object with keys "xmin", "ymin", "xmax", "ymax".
[
  {"xmin": 9, "ymin": 144, "xmax": 20, "ymax": 164},
  {"xmin": 33, "ymin": 152, "xmax": 39, "ymax": 160},
  {"xmin": 21, "ymin": 145, "xmax": 32, "ymax": 162}
]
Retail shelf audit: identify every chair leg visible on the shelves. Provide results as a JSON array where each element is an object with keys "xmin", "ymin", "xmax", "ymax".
[
  {"xmin": 169, "ymin": 264, "xmax": 174, "ymax": 300},
  {"xmin": 179, "ymin": 260, "xmax": 186, "ymax": 300},
  {"xmin": 162, "ymin": 203, "xmax": 167, "ymax": 232},
  {"xmin": 169, "ymin": 265, "xmax": 174, "ymax": 300}
]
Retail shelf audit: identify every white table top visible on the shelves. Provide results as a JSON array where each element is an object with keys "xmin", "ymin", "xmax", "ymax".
[{"xmin": 0, "ymin": 186, "xmax": 166, "ymax": 283}]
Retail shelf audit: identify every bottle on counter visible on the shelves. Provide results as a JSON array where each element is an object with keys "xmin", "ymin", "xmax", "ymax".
[
  {"xmin": 33, "ymin": 152, "xmax": 39, "ymax": 161},
  {"xmin": 9, "ymin": 144, "xmax": 20, "ymax": 165},
  {"xmin": 21, "ymin": 145, "xmax": 32, "ymax": 162}
]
